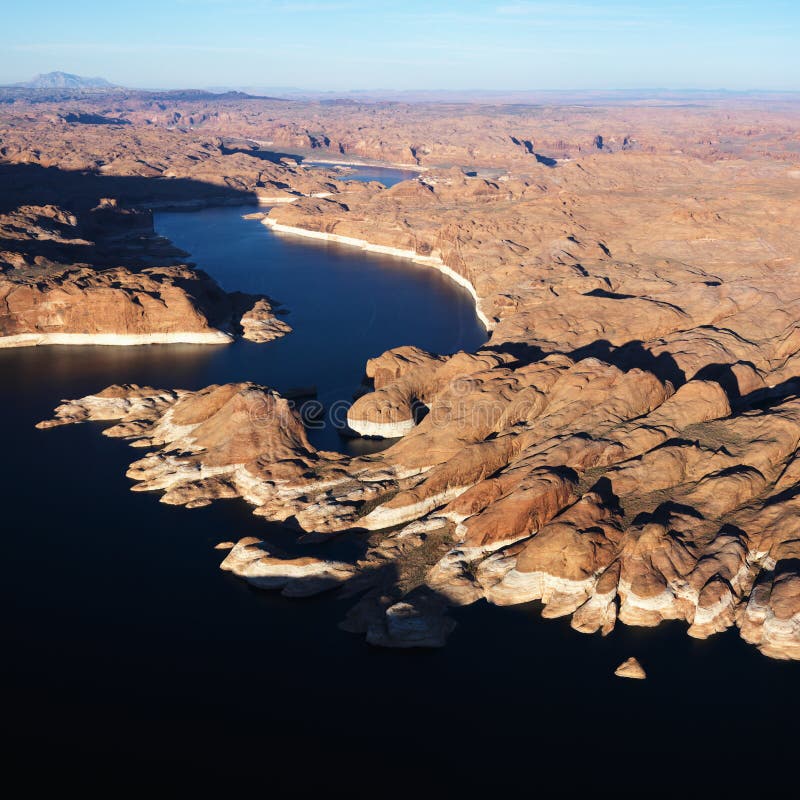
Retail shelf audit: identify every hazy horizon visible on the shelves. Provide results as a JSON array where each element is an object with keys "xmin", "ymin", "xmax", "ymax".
[
  {"xmin": 2, "ymin": 1, "xmax": 799, "ymax": 92},
  {"xmin": 11, "ymin": 77, "xmax": 800, "ymax": 98}
]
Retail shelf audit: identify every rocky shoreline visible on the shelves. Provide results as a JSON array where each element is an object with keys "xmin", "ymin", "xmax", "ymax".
[
  {"xmin": 9, "ymin": 88, "xmax": 800, "ymax": 660},
  {"xmin": 37, "ymin": 359, "xmax": 800, "ymax": 658},
  {"xmin": 262, "ymin": 217, "xmax": 493, "ymax": 331},
  {"xmin": 0, "ymin": 331, "xmax": 232, "ymax": 347}
]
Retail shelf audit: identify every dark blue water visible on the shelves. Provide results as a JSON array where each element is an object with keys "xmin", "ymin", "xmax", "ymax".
[{"xmin": 2, "ymin": 191, "xmax": 798, "ymax": 789}]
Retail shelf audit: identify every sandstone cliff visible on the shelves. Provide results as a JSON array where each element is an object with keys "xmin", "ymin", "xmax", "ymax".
[{"xmin": 24, "ymin": 91, "xmax": 800, "ymax": 658}]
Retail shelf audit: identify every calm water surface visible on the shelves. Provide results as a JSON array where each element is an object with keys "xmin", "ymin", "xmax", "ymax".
[
  {"xmin": 3, "ymin": 167, "xmax": 798, "ymax": 787},
  {"xmin": 306, "ymin": 162, "xmax": 420, "ymax": 186}
]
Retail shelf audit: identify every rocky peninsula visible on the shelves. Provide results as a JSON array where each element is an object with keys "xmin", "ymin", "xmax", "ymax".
[{"xmin": 11, "ymin": 87, "xmax": 800, "ymax": 659}]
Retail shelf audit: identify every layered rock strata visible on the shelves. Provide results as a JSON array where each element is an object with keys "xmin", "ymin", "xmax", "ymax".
[
  {"xmin": 24, "ymin": 92, "xmax": 800, "ymax": 658},
  {"xmin": 39, "ymin": 358, "xmax": 800, "ymax": 657},
  {"xmin": 0, "ymin": 185, "xmax": 291, "ymax": 347}
]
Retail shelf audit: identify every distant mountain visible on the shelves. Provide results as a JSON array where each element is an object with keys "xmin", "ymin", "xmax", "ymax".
[{"xmin": 20, "ymin": 72, "xmax": 116, "ymax": 89}]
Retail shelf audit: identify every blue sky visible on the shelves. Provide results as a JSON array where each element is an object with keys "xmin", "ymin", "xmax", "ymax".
[{"xmin": 1, "ymin": 0, "xmax": 798, "ymax": 91}]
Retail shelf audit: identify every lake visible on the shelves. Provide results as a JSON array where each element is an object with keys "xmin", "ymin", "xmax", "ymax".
[
  {"xmin": 3, "ymin": 167, "xmax": 798, "ymax": 788},
  {"xmin": 305, "ymin": 161, "xmax": 420, "ymax": 186}
]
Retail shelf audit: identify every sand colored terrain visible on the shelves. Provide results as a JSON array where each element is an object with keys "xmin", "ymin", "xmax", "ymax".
[
  {"xmin": 16, "ymin": 89, "xmax": 800, "ymax": 656},
  {"xmin": 5, "ymin": 88, "xmax": 798, "ymax": 166}
]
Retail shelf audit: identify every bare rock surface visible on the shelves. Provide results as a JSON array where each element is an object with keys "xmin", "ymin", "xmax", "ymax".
[
  {"xmin": 22, "ymin": 89, "xmax": 800, "ymax": 658},
  {"xmin": 0, "ymin": 167, "xmax": 294, "ymax": 346},
  {"xmin": 238, "ymin": 297, "xmax": 292, "ymax": 343},
  {"xmin": 39, "ymin": 355, "xmax": 800, "ymax": 657},
  {"xmin": 615, "ymin": 657, "xmax": 647, "ymax": 680}
]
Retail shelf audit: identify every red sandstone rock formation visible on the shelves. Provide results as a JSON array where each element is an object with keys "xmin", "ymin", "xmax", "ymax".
[
  {"xmin": 0, "ymin": 169, "xmax": 294, "ymax": 346},
  {"xmin": 25, "ymin": 89, "xmax": 800, "ymax": 656}
]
